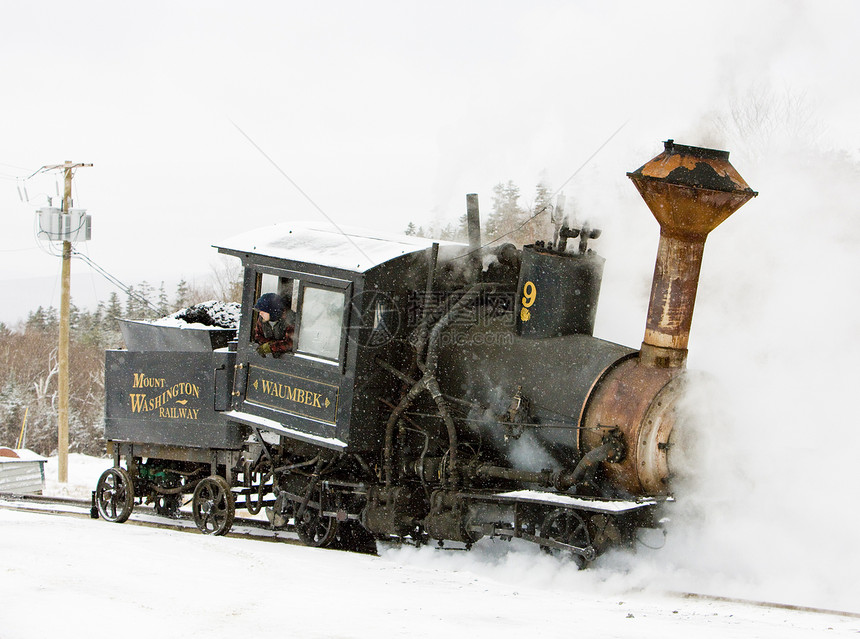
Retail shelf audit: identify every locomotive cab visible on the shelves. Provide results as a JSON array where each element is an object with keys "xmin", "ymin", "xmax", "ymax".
[{"xmin": 215, "ymin": 221, "xmax": 467, "ymax": 454}]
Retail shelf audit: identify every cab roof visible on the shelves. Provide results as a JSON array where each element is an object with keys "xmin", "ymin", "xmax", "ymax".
[{"xmin": 215, "ymin": 220, "xmax": 466, "ymax": 273}]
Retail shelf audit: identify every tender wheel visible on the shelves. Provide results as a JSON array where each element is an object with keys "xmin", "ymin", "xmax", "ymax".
[
  {"xmin": 96, "ymin": 467, "xmax": 135, "ymax": 523},
  {"xmin": 539, "ymin": 508, "xmax": 593, "ymax": 569},
  {"xmin": 295, "ymin": 485, "xmax": 338, "ymax": 548},
  {"xmin": 153, "ymin": 493, "xmax": 183, "ymax": 518},
  {"xmin": 192, "ymin": 476, "xmax": 235, "ymax": 535}
]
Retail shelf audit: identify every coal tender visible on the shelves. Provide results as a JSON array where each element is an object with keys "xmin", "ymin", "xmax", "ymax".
[{"xmin": 97, "ymin": 140, "xmax": 756, "ymax": 566}]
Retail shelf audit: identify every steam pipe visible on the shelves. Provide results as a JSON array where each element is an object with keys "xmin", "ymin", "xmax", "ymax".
[
  {"xmin": 425, "ymin": 283, "xmax": 494, "ymax": 487},
  {"xmin": 474, "ymin": 464, "xmax": 553, "ymax": 485},
  {"xmin": 554, "ymin": 442, "xmax": 615, "ymax": 492},
  {"xmin": 470, "ymin": 440, "xmax": 616, "ymax": 493},
  {"xmin": 383, "ymin": 378, "xmax": 426, "ymax": 487},
  {"xmin": 384, "ymin": 283, "xmax": 494, "ymax": 488}
]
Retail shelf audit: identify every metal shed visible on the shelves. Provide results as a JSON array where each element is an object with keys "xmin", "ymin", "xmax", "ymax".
[{"xmin": 0, "ymin": 448, "xmax": 48, "ymax": 494}]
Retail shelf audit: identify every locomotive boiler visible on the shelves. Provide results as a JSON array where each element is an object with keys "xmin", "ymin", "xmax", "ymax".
[{"xmin": 96, "ymin": 140, "xmax": 756, "ymax": 565}]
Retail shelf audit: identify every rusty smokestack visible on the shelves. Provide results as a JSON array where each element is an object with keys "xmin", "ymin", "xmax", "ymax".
[{"xmin": 628, "ymin": 140, "xmax": 757, "ymax": 367}]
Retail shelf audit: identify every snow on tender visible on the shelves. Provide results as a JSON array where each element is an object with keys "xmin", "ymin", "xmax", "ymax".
[{"xmin": 146, "ymin": 300, "xmax": 241, "ymax": 329}]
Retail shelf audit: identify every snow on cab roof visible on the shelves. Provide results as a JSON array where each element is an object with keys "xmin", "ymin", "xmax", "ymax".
[{"xmin": 214, "ymin": 220, "xmax": 465, "ymax": 273}]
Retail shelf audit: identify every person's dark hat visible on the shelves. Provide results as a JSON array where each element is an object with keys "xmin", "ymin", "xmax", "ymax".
[{"xmin": 254, "ymin": 293, "xmax": 285, "ymax": 321}]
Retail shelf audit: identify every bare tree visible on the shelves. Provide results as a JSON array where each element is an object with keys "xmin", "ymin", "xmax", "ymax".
[
  {"xmin": 705, "ymin": 85, "xmax": 823, "ymax": 161},
  {"xmin": 208, "ymin": 256, "xmax": 243, "ymax": 303}
]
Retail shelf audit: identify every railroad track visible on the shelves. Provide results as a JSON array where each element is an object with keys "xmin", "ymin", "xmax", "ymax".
[
  {"xmin": 671, "ymin": 591, "xmax": 860, "ymax": 620},
  {"xmin": 2, "ymin": 491, "xmax": 858, "ymax": 621},
  {"xmin": 0, "ymin": 490, "xmax": 303, "ymax": 545}
]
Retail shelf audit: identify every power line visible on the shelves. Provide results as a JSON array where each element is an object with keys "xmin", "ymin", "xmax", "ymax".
[
  {"xmin": 76, "ymin": 244, "xmax": 102, "ymax": 314},
  {"xmin": 0, "ymin": 246, "xmax": 39, "ymax": 253},
  {"xmin": 0, "ymin": 161, "xmax": 33, "ymax": 172},
  {"xmin": 230, "ymin": 119, "xmax": 374, "ymax": 265},
  {"xmin": 29, "ymin": 201, "xmax": 158, "ymax": 314},
  {"xmin": 71, "ymin": 250, "xmax": 159, "ymax": 313}
]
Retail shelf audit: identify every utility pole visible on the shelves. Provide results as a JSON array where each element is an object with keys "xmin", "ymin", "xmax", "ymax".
[{"xmin": 42, "ymin": 161, "xmax": 91, "ymax": 482}]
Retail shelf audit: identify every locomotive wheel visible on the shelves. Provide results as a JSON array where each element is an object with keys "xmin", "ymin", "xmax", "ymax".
[
  {"xmin": 192, "ymin": 476, "xmax": 235, "ymax": 536},
  {"xmin": 295, "ymin": 485, "xmax": 338, "ymax": 548},
  {"xmin": 153, "ymin": 493, "xmax": 183, "ymax": 518},
  {"xmin": 96, "ymin": 467, "xmax": 135, "ymax": 523},
  {"xmin": 539, "ymin": 508, "xmax": 593, "ymax": 569}
]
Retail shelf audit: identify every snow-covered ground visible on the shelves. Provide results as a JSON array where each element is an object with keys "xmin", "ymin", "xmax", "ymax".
[
  {"xmin": 42, "ymin": 453, "xmax": 113, "ymax": 499},
  {"xmin": 4, "ymin": 507, "xmax": 856, "ymax": 639},
  {"xmin": 0, "ymin": 454, "xmax": 855, "ymax": 639}
]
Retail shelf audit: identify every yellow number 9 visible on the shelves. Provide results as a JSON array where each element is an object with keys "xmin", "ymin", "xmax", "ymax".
[{"xmin": 522, "ymin": 281, "xmax": 537, "ymax": 308}]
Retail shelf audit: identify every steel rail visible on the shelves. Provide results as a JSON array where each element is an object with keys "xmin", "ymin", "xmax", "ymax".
[
  {"xmin": 668, "ymin": 591, "xmax": 860, "ymax": 620},
  {"xmin": 0, "ymin": 491, "xmax": 301, "ymax": 545}
]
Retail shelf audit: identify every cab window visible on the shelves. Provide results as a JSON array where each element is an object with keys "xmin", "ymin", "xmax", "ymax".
[{"xmin": 296, "ymin": 286, "xmax": 345, "ymax": 361}]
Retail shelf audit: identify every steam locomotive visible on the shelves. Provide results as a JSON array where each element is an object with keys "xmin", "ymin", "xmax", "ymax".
[{"xmin": 96, "ymin": 141, "xmax": 756, "ymax": 566}]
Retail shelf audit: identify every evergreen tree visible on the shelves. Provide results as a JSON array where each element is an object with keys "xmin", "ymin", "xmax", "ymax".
[
  {"xmin": 69, "ymin": 301, "xmax": 81, "ymax": 334},
  {"xmin": 92, "ymin": 302, "xmax": 105, "ymax": 330},
  {"xmin": 99, "ymin": 294, "xmax": 124, "ymax": 349},
  {"xmin": 0, "ymin": 374, "xmax": 26, "ymax": 449},
  {"xmin": 25, "ymin": 306, "xmax": 59, "ymax": 334},
  {"xmin": 157, "ymin": 282, "xmax": 170, "ymax": 317},
  {"xmin": 25, "ymin": 307, "xmax": 47, "ymax": 333},
  {"xmin": 404, "ymin": 222, "xmax": 417, "ymax": 236},
  {"xmin": 533, "ymin": 181, "xmax": 553, "ymax": 218},
  {"xmin": 44, "ymin": 306, "xmax": 59, "ymax": 334},
  {"xmin": 137, "ymin": 281, "xmax": 155, "ymax": 319},
  {"xmin": 125, "ymin": 282, "xmax": 155, "ymax": 319},
  {"xmin": 83, "ymin": 303, "xmax": 105, "ymax": 346},
  {"xmin": 104, "ymin": 292, "xmax": 123, "ymax": 333},
  {"xmin": 438, "ymin": 223, "xmax": 456, "ymax": 241},
  {"xmin": 125, "ymin": 285, "xmax": 137, "ymax": 318},
  {"xmin": 175, "ymin": 279, "xmax": 190, "ymax": 310},
  {"xmin": 72, "ymin": 303, "xmax": 108, "ymax": 347},
  {"xmin": 528, "ymin": 180, "xmax": 556, "ymax": 244},
  {"xmin": 486, "ymin": 180, "xmax": 523, "ymax": 242},
  {"xmin": 456, "ymin": 213, "xmax": 469, "ymax": 242}
]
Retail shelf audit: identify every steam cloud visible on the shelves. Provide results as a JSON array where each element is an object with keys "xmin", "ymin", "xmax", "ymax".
[{"xmin": 387, "ymin": 91, "xmax": 860, "ymax": 614}]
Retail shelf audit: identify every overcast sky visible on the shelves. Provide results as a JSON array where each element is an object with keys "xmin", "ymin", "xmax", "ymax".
[{"xmin": 1, "ymin": 0, "xmax": 858, "ymax": 323}]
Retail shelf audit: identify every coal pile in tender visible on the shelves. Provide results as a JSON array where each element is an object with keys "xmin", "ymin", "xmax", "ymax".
[{"xmin": 170, "ymin": 301, "xmax": 241, "ymax": 329}]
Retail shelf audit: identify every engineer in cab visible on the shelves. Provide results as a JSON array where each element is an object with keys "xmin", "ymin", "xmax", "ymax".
[{"xmin": 253, "ymin": 292, "xmax": 295, "ymax": 357}]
